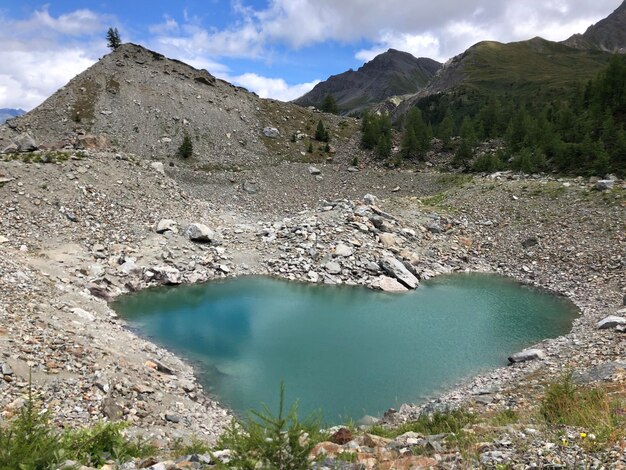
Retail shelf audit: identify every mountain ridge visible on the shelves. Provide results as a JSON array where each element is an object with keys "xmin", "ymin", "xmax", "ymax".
[
  {"xmin": 294, "ymin": 49, "xmax": 440, "ymax": 115},
  {"xmin": 563, "ymin": 0, "xmax": 626, "ymax": 52}
]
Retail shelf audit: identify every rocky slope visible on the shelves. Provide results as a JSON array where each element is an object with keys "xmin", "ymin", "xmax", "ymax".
[
  {"xmin": 563, "ymin": 0, "xmax": 626, "ymax": 53},
  {"xmin": 294, "ymin": 49, "xmax": 440, "ymax": 115},
  {"xmin": 0, "ymin": 43, "xmax": 354, "ymax": 169}
]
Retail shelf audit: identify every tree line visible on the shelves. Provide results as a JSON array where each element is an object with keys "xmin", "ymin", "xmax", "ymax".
[{"xmin": 361, "ymin": 55, "xmax": 626, "ymax": 176}]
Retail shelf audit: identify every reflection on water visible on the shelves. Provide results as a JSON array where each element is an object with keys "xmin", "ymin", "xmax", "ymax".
[{"xmin": 113, "ymin": 274, "xmax": 578, "ymax": 424}]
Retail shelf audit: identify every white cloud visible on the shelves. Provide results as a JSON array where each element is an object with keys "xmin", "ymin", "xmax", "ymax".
[
  {"xmin": 0, "ymin": 8, "xmax": 108, "ymax": 109},
  {"xmin": 228, "ymin": 73, "xmax": 320, "ymax": 101}
]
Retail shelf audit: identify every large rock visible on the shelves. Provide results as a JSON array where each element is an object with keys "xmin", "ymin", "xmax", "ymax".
[
  {"xmin": 14, "ymin": 132, "xmax": 37, "ymax": 152},
  {"xmin": 508, "ymin": 348, "xmax": 545, "ymax": 364},
  {"xmin": 334, "ymin": 243, "xmax": 353, "ymax": 257},
  {"xmin": 156, "ymin": 219, "xmax": 177, "ymax": 234},
  {"xmin": 380, "ymin": 256, "xmax": 419, "ymax": 289},
  {"xmin": 595, "ymin": 179, "xmax": 615, "ymax": 191},
  {"xmin": 151, "ymin": 162, "xmax": 165, "ymax": 175},
  {"xmin": 324, "ymin": 261, "xmax": 342, "ymax": 275},
  {"xmin": 262, "ymin": 127, "xmax": 280, "ymax": 138},
  {"xmin": 374, "ymin": 275, "xmax": 408, "ymax": 293},
  {"xmin": 184, "ymin": 223, "xmax": 215, "ymax": 243},
  {"xmin": 152, "ymin": 266, "xmax": 182, "ymax": 285},
  {"xmin": 597, "ymin": 315, "xmax": 626, "ymax": 330}
]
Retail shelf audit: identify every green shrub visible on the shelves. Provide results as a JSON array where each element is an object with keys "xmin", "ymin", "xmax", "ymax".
[
  {"xmin": 217, "ymin": 383, "xmax": 323, "ymax": 470},
  {"xmin": 370, "ymin": 409, "xmax": 475, "ymax": 439},
  {"xmin": 178, "ymin": 132, "xmax": 193, "ymax": 159}
]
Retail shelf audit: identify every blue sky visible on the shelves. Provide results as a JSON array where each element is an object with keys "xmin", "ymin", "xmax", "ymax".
[{"xmin": 0, "ymin": 0, "xmax": 622, "ymax": 109}]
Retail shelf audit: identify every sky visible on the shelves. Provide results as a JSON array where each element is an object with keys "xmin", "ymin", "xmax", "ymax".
[{"xmin": 0, "ymin": 0, "xmax": 622, "ymax": 110}]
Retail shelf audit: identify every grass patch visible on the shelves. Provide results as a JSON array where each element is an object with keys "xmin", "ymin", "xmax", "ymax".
[
  {"xmin": 540, "ymin": 374, "xmax": 626, "ymax": 447},
  {"xmin": 369, "ymin": 409, "xmax": 476, "ymax": 439},
  {"xmin": 171, "ymin": 436, "xmax": 212, "ymax": 457},
  {"xmin": 436, "ymin": 173, "xmax": 474, "ymax": 187},
  {"xmin": 489, "ymin": 409, "xmax": 520, "ymax": 426}
]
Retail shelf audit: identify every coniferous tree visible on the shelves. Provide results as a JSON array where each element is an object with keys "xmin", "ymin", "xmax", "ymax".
[
  {"xmin": 321, "ymin": 95, "xmax": 339, "ymax": 114},
  {"xmin": 178, "ymin": 132, "xmax": 193, "ymax": 158},
  {"xmin": 106, "ymin": 27, "xmax": 122, "ymax": 50},
  {"xmin": 438, "ymin": 110, "xmax": 454, "ymax": 149},
  {"xmin": 315, "ymin": 120, "xmax": 329, "ymax": 142}
]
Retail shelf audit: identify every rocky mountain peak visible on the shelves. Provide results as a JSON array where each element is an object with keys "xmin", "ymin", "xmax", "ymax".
[
  {"xmin": 563, "ymin": 0, "xmax": 626, "ymax": 52},
  {"xmin": 294, "ymin": 50, "xmax": 441, "ymax": 115}
]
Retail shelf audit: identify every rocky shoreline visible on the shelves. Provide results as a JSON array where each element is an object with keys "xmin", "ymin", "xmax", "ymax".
[{"xmin": 1, "ymin": 150, "xmax": 625, "ymax": 467}]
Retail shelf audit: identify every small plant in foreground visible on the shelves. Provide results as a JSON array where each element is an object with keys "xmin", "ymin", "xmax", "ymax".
[
  {"xmin": 217, "ymin": 383, "xmax": 324, "ymax": 470},
  {"xmin": 370, "ymin": 409, "xmax": 476, "ymax": 439}
]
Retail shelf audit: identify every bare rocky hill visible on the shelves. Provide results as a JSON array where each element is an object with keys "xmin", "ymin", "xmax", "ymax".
[
  {"xmin": 0, "ymin": 43, "xmax": 354, "ymax": 169},
  {"xmin": 563, "ymin": 0, "xmax": 626, "ymax": 52},
  {"xmin": 294, "ymin": 49, "xmax": 440, "ymax": 115}
]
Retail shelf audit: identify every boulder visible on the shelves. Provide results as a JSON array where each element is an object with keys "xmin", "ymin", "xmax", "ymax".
[
  {"xmin": 334, "ymin": 243, "xmax": 353, "ymax": 257},
  {"xmin": 308, "ymin": 166, "xmax": 321, "ymax": 175},
  {"xmin": 76, "ymin": 134, "xmax": 106, "ymax": 150},
  {"xmin": 374, "ymin": 275, "xmax": 408, "ymax": 293},
  {"xmin": 185, "ymin": 223, "xmax": 215, "ymax": 243},
  {"xmin": 597, "ymin": 315, "xmax": 626, "ymax": 330},
  {"xmin": 152, "ymin": 266, "xmax": 182, "ymax": 285},
  {"xmin": 156, "ymin": 219, "xmax": 177, "ymax": 234},
  {"xmin": 324, "ymin": 261, "xmax": 342, "ymax": 275},
  {"xmin": 508, "ymin": 348, "xmax": 545, "ymax": 364},
  {"xmin": 380, "ymin": 256, "xmax": 419, "ymax": 289},
  {"xmin": 151, "ymin": 162, "xmax": 165, "ymax": 175},
  {"xmin": 14, "ymin": 132, "xmax": 37, "ymax": 152},
  {"xmin": 595, "ymin": 179, "xmax": 615, "ymax": 191},
  {"xmin": 262, "ymin": 127, "xmax": 280, "ymax": 138},
  {"xmin": 379, "ymin": 233, "xmax": 398, "ymax": 248}
]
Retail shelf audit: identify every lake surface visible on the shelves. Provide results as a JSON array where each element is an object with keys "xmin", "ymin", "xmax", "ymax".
[{"xmin": 112, "ymin": 274, "xmax": 578, "ymax": 424}]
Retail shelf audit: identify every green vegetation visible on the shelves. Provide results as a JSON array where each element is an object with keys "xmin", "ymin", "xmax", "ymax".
[
  {"xmin": 370, "ymin": 409, "xmax": 476, "ymax": 439},
  {"xmin": 409, "ymin": 54, "xmax": 626, "ymax": 176},
  {"xmin": 314, "ymin": 120, "xmax": 329, "ymax": 142},
  {"xmin": 321, "ymin": 95, "xmax": 339, "ymax": 114},
  {"xmin": 540, "ymin": 374, "xmax": 626, "ymax": 446},
  {"xmin": 178, "ymin": 131, "xmax": 193, "ymax": 158},
  {"xmin": 400, "ymin": 108, "xmax": 432, "ymax": 160},
  {"xmin": 217, "ymin": 383, "xmax": 324, "ymax": 470},
  {"xmin": 106, "ymin": 27, "xmax": 122, "ymax": 50},
  {"xmin": 0, "ymin": 383, "xmax": 153, "ymax": 469},
  {"xmin": 361, "ymin": 112, "xmax": 392, "ymax": 159}
]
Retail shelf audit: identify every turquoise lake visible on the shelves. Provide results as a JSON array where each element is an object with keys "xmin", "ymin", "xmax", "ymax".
[{"xmin": 112, "ymin": 274, "xmax": 578, "ymax": 424}]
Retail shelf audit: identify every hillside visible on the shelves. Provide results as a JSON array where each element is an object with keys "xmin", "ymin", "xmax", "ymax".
[
  {"xmin": 423, "ymin": 37, "xmax": 613, "ymax": 98},
  {"xmin": 0, "ymin": 43, "xmax": 354, "ymax": 168},
  {"xmin": 563, "ymin": 0, "xmax": 626, "ymax": 52},
  {"xmin": 294, "ymin": 49, "xmax": 440, "ymax": 114}
]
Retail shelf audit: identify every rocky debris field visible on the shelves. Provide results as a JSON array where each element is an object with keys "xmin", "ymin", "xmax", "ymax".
[{"xmin": 0, "ymin": 149, "xmax": 625, "ymax": 468}]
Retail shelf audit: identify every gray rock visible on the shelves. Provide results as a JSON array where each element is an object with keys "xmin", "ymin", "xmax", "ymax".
[
  {"xmin": 1, "ymin": 363, "xmax": 13, "ymax": 376},
  {"xmin": 374, "ymin": 276, "xmax": 408, "ymax": 293},
  {"xmin": 508, "ymin": 348, "xmax": 545, "ymax": 363},
  {"xmin": 334, "ymin": 243, "xmax": 353, "ymax": 257},
  {"xmin": 573, "ymin": 361, "xmax": 626, "ymax": 384},
  {"xmin": 14, "ymin": 132, "xmax": 37, "ymax": 152},
  {"xmin": 521, "ymin": 236, "xmax": 539, "ymax": 249},
  {"xmin": 262, "ymin": 127, "xmax": 280, "ymax": 138},
  {"xmin": 242, "ymin": 181, "xmax": 258, "ymax": 194},
  {"xmin": 595, "ymin": 179, "xmax": 615, "ymax": 191},
  {"xmin": 150, "ymin": 161, "xmax": 165, "ymax": 175},
  {"xmin": 153, "ymin": 266, "xmax": 182, "ymax": 285},
  {"xmin": 363, "ymin": 194, "xmax": 379, "ymax": 206},
  {"xmin": 156, "ymin": 219, "xmax": 177, "ymax": 234},
  {"xmin": 426, "ymin": 224, "xmax": 442, "ymax": 234},
  {"xmin": 185, "ymin": 223, "xmax": 215, "ymax": 243},
  {"xmin": 308, "ymin": 166, "xmax": 321, "ymax": 175},
  {"xmin": 380, "ymin": 256, "xmax": 419, "ymax": 289},
  {"xmin": 597, "ymin": 315, "xmax": 626, "ymax": 330},
  {"xmin": 324, "ymin": 261, "xmax": 342, "ymax": 275},
  {"xmin": 165, "ymin": 414, "xmax": 181, "ymax": 423}
]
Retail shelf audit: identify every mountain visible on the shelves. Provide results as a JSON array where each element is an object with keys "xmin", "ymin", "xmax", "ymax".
[
  {"xmin": 563, "ymin": 0, "xmax": 626, "ymax": 53},
  {"xmin": 294, "ymin": 49, "xmax": 441, "ymax": 114},
  {"xmin": 0, "ymin": 108, "xmax": 25, "ymax": 123},
  {"xmin": 0, "ymin": 43, "xmax": 350, "ymax": 165},
  {"xmin": 423, "ymin": 37, "xmax": 613, "ymax": 98}
]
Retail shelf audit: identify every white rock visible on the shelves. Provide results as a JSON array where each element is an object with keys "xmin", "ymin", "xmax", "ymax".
[
  {"xmin": 71, "ymin": 308, "xmax": 96, "ymax": 322},
  {"xmin": 597, "ymin": 315, "xmax": 626, "ymax": 330},
  {"xmin": 334, "ymin": 243, "xmax": 353, "ymax": 257},
  {"xmin": 151, "ymin": 162, "xmax": 165, "ymax": 175},
  {"xmin": 156, "ymin": 219, "xmax": 177, "ymax": 234},
  {"xmin": 263, "ymin": 127, "xmax": 280, "ymax": 138},
  {"xmin": 380, "ymin": 256, "xmax": 419, "ymax": 289},
  {"xmin": 308, "ymin": 166, "xmax": 321, "ymax": 175},
  {"xmin": 185, "ymin": 223, "xmax": 215, "ymax": 243},
  {"xmin": 508, "ymin": 348, "xmax": 545, "ymax": 363},
  {"xmin": 374, "ymin": 276, "xmax": 408, "ymax": 293}
]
